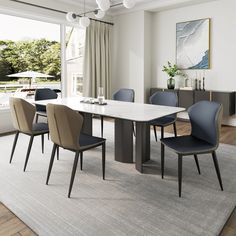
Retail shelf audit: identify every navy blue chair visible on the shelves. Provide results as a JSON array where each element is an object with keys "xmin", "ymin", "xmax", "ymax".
[
  {"xmin": 149, "ymin": 91, "xmax": 178, "ymax": 141},
  {"xmin": 35, "ymin": 88, "xmax": 59, "ymax": 158},
  {"xmin": 112, "ymin": 89, "xmax": 135, "ymax": 102},
  {"xmin": 35, "ymin": 88, "xmax": 58, "ymax": 123},
  {"xmin": 100, "ymin": 88, "xmax": 135, "ymax": 137},
  {"xmin": 160, "ymin": 101, "xmax": 223, "ymax": 197}
]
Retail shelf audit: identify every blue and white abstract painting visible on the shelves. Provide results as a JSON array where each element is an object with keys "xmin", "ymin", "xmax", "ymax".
[{"xmin": 176, "ymin": 18, "xmax": 210, "ymax": 69}]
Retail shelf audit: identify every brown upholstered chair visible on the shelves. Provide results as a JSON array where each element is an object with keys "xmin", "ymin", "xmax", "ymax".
[
  {"xmin": 46, "ymin": 104, "xmax": 106, "ymax": 198},
  {"xmin": 9, "ymin": 97, "xmax": 49, "ymax": 171}
]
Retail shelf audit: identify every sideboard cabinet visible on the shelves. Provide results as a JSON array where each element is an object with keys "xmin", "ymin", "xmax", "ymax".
[{"xmin": 150, "ymin": 88, "xmax": 235, "ymax": 116}]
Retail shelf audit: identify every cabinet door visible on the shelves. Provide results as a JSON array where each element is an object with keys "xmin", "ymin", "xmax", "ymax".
[
  {"xmin": 194, "ymin": 91, "xmax": 210, "ymax": 103},
  {"xmin": 179, "ymin": 90, "xmax": 194, "ymax": 109},
  {"xmin": 212, "ymin": 92, "xmax": 235, "ymax": 116}
]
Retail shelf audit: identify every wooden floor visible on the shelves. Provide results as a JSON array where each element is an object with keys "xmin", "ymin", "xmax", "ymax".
[
  {"xmin": 0, "ymin": 120, "xmax": 235, "ymax": 235},
  {"xmin": 0, "ymin": 203, "xmax": 36, "ymax": 236}
]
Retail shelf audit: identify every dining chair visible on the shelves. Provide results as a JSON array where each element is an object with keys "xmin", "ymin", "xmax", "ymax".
[
  {"xmin": 35, "ymin": 88, "xmax": 59, "ymax": 158},
  {"xmin": 34, "ymin": 88, "xmax": 58, "ymax": 123},
  {"xmin": 9, "ymin": 97, "xmax": 49, "ymax": 171},
  {"xmin": 46, "ymin": 103, "xmax": 106, "ymax": 198},
  {"xmin": 100, "ymin": 88, "xmax": 135, "ymax": 137},
  {"xmin": 160, "ymin": 101, "xmax": 223, "ymax": 197},
  {"xmin": 149, "ymin": 91, "xmax": 178, "ymax": 141}
]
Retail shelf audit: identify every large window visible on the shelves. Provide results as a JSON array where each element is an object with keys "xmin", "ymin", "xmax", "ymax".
[
  {"xmin": 66, "ymin": 26, "xmax": 86, "ymax": 96},
  {"xmin": 0, "ymin": 13, "xmax": 61, "ymax": 107}
]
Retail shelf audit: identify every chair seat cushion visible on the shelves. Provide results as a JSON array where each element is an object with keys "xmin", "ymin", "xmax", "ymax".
[
  {"xmin": 160, "ymin": 135, "xmax": 215, "ymax": 155},
  {"xmin": 150, "ymin": 116, "xmax": 175, "ymax": 126},
  {"xmin": 32, "ymin": 123, "xmax": 49, "ymax": 133},
  {"xmin": 79, "ymin": 133, "xmax": 105, "ymax": 150}
]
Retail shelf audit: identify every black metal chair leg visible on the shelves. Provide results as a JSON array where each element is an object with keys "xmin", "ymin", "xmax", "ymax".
[
  {"xmin": 132, "ymin": 122, "xmax": 136, "ymax": 137},
  {"xmin": 161, "ymin": 143, "xmax": 165, "ymax": 179},
  {"xmin": 46, "ymin": 144, "xmax": 57, "ymax": 185},
  {"xmin": 41, "ymin": 134, "xmax": 44, "ymax": 154},
  {"xmin": 212, "ymin": 151, "xmax": 223, "ymax": 191},
  {"xmin": 178, "ymin": 155, "xmax": 183, "ymax": 197},
  {"xmin": 10, "ymin": 131, "xmax": 19, "ymax": 164},
  {"xmin": 68, "ymin": 151, "xmax": 80, "ymax": 198},
  {"xmin": 35, "ymin": 114, "xmax": 39, "ymax": 123},
  {"xmin": 161, "ymin": 126, "xmax": 164, "ymax": 139},
  {"xmin": 173, "ymin": 123, "xmax": 177, "ymax": 137},
  {"xmin": 102, "ymin": 142, "xmax": 106, "ymax": 180},
  {"xmin": 56, "ymin": 146, "xmax": 59, "ymax": 160},
  {"xmin": 23, "ymin": 135, "xmax": 34, "ymax": 172},
  {"xmin": 194, "ymin": 154, "xmax": 201, "ymax": 174},
  {"xmin": 101, "ymin": 116, "xmax": 104, "ymax": 137},
  {"xmin": 80, "ymin": 152, "xmax": 83, "ymax": 170},
  {"xmin": 153, "ymin": 125, "xmax": 157, "ymax": 142}
]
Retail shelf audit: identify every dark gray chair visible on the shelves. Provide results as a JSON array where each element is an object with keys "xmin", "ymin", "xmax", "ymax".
[
  {"xmin": 46, "ymin": 104, "xmax": 106, "ymax": 198},
  {"xmin": 149, "ymin": 91, "xmax": 178, "ymax": 141},
  {"xmin": 9, "ymin": 97, "xmax": 49, "ymax": 171},
  {"xmin": 112, "ymin": 88, "xmax": 135, "ymax": 102},
  {"xmin": 100, "ymin": 88, "xmax": 135, "ymax": 137},
  {"xmin": 160, "ymin": 101, "xmax": 223, "ymax": 197},
  {"xmin": 35, "ymin": 88, "xmax": 59, "ymax": 159},
  {"xmin": 35, "ymin": 88, "xmax": 58, "ymax": 123}
]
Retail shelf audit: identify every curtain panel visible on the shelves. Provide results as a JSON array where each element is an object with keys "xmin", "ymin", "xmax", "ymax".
[{"xmin": 83, "ymin": 20, "xmax": 112, "ymax": 99}]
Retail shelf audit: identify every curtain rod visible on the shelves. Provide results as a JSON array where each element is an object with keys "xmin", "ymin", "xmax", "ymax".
[{"xmin": 9, "ymin": 0, "xmax": 114, "ymax": 26}]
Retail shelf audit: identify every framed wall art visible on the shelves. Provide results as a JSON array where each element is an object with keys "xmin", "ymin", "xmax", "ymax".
[{"xmin": 176, "ymin": 18, "xmax": 210, "ymax": 69}]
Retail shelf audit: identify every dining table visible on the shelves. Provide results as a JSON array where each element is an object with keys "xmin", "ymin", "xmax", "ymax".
[{"xmin": 34, "ymin": 97, "xmax": 185, "ymax": 173}]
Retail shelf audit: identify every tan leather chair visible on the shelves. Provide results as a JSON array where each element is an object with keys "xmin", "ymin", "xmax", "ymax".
[
  {"xmin": 46, "ymin": 104, "xmax": 106, "ymax": 198},
  {"xmin": 9, "ymin": 97, "xmax": 49, "ymax": 171}
]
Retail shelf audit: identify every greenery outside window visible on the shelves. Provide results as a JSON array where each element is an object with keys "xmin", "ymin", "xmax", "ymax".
[{"xmin": 0, "ymin": 13, "xmax": 61, "ymax": 107}]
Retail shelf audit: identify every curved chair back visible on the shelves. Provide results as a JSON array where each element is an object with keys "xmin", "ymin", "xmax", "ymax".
[
  {"xmin": 112, "ymin": 89, "xmax": 135, "ymax": 102},
  {"xmin": 46, "ymin": 104, "xmax": 83, "ymax": 151},
  {"xmin": 188, "ymin": 101, "xmax": 223, "ymax": 147},
  {"xmin": 150, "ymin": 91, "xmax": 178, "ymax": 119},
  {"xmin": 9, "ymin": 97, "xmax": 35, "ymax": 134},
  {"xmin": 149, "ymin": 91, "xmax": 178, "ymax": 107},
  {"xmin": 35, "ymin": 88, "xmax": 58, "ymax": 112}
]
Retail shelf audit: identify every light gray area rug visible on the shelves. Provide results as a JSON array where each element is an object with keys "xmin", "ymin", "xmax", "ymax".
[{"xmin": 0, "ymin": 119, "xmax": 236, "ymax": 236}]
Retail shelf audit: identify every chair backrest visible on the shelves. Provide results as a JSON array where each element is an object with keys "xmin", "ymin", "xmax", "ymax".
[
  {"xmin": 188, "ymin": 101, "xmax": 223, "ymax": 147},
  {"xmin": 149, "ymin": 91, "xmax": 178, "ymax": 107},
  {"xmin": 35, "ymin": 88, "xmax": 58, "ymax": 112},
  {"xmin": 112, "ymin": 89, "xmax": 135, "ymax": 102},
  {"xmin": 9, "ymin": 97, "xmax": 35, "ymax": 134},
  {"xmin": 46, "ymin": 104, "xmax": 83, "ymax": 151},
  {"xmin": 149, "ymin": 91, "xmax": 178, "ymax": 119}
]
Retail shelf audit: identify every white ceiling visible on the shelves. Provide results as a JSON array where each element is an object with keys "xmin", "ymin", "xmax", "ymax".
[{"xmin": 54, "ymin": 0, "xmax": 217, "ymax": 15}]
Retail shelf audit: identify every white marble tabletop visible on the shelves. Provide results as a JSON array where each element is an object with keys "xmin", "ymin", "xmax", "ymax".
[{"xmin": 34, "ymin": 97, "xmax": 185, "ymax": 122}]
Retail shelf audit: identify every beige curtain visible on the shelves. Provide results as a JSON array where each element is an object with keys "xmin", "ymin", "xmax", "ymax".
[{"xmin": 83, "ymin": 20, "xmax": 112, "ymax": 99}]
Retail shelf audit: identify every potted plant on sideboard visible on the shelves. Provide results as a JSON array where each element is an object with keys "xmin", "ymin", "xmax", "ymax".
[{"xmin": 162, "ymin": 61, "xmax": 182, "ymax": 89}]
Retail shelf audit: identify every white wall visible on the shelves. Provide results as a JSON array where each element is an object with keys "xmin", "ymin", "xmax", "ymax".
[
  {"xmin": 0, "ymin": 109, "xmax": 14, "ymax": 133},
  {"xmin": 112, "ymin": 0, "xmax": 236, "ymax": 124},
  {"xmin": 152, "ymin": 0, "xmax": 236, "ymax": 124},
  {"xmin": 112, "ymin": 11, "xmax": 153, "ymax": 103},
  {"xmin": 112, "ymin": 11, "xmax": 144, "ymax": 102},
  {"xmin": 152, "ymin": 0, "xmax": 236, "ymax": 91},
  {"xmin": 144, "ymin": 12, "xmax": 152, "ymax": 102}
]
